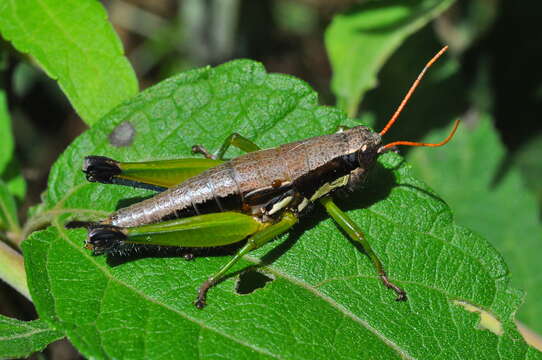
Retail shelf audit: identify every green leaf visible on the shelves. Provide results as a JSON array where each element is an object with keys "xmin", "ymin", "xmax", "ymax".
[
  {"xmin": 0, "ymin": 315, "xmax": 63, "ymax": 358},
  {"xmin": 408, "ymin": 116, "xmax": 542, "ymax": 334},
  {"xmin": 0, "ymin": 90, "xmax": 13, "ymax": 175},
  {"xmin": 0, "ymin": 0, "xmax": 138, "ymax": 125},
  {"xmin": 325, "ymin": 0, "xmax": 455, "ymax": 117},
  {"xmin": 0, "ymin": 179, "xmax": 19, "ymax": 233},
  {"xmin": 0, "ymin": 88, "xmax": 25, "ymax": 201},
  {"xmin": 4, "ymin": 161, "xmax": 26, "ymax": 201},
  {"xmin": 24, "ymin": 60, "xmax": 540, "ymax": 358}
]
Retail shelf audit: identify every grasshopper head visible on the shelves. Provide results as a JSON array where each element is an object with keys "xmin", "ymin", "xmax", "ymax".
[{"xmin": 349, "ymin": 126, "xmax": 382, "ymax": 169}]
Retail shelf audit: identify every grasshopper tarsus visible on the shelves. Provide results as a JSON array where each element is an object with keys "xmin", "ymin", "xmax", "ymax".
[
  {"xmin": 393, "ymin": 289, "xmax": 407, "ymax": 302},
  {"xmin": 194, "ymin": 301, "xmax": 206, "ymax": 309},
  {"xmin": 191, "ymin": 144, "xmax": 216, "ymax": 160},
  {"xmin": 183, "ymin": 253, "xmax": 195, "ymax": 261},
  {"xmin": 194, "ymin": 297, "xmax": 207, "ymax": 309},
  {"xmin": 380, "ymin": 274, "xmax": 407, "ymax": 301},
  {"xmin": 195, "ymin": 280, "xmax": 213, "ymax": 309}
]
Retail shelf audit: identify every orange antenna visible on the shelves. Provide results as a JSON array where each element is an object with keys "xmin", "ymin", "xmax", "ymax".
[
  {"xmin": 379, "ymin": 119, "xmax": 459, "ymax": 152},
  {"xmin": 379, "ymin": 46, "xmax": 449, "ymax": 137}
]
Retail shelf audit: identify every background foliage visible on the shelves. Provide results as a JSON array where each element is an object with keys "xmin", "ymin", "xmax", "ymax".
[{"xmin": 0, "ymin": 0, "xmax": 541, "ymax": 358}]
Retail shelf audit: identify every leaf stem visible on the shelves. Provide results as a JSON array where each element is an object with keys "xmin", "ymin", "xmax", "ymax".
[
  {"xmin": 0, "ymin": 190, "xmax": 22, "ymax": 246},
  {"xmin": 21, "ymin": 208, "xmax": 108, "ymax": 241},
  {"xmin": 0, "ymin": 241, "xmax": 30, "ymax": 301},
  {"xmin": 517, "ymin": 322, "xmax": 542, "ymax": 352},
  {"xmin": 21, "ymin": 213, "xmax": 55, "ymax": 243}
]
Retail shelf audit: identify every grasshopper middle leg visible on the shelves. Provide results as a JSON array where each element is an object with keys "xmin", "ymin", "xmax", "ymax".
[
  {"xmin": 196, "ymin": 211, "xmax": 298, "ymax": 309},
  {"xmin": 192, "ymin": 133, "xmax": 261, "ymax": 160},
  {"xmin": 319, "ymin": 196, "xmax": 407, "ymax": 301}
]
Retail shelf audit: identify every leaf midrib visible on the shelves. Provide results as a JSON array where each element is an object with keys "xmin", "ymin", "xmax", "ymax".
[{"xmin": 0, "ymin": 326, "xmax": 53, "ymax": 342}]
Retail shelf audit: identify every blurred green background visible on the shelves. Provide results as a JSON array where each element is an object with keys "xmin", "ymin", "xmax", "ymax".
[{"xmin": 1, "ymin": 0, "xmax": 541, "ymax": 357}]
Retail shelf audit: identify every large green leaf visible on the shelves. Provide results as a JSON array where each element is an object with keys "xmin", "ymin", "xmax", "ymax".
[
  {"xmin": 0, "ymin": 315, "xmax": 63, "ymax": 358},
  {"xmin": 325, "ymin": 0, "xmax": 455, "ymax": 117},
  {"xmin": 408, "ymin": 116, "xmax": 542, "ymax": 333},
  {"xmin": 23, "ymin": 60, "xmax": 541, "ymax": 358},
  {"xmin": 0, "ymin": 0, "xmax": 138, "ymax": 125}
]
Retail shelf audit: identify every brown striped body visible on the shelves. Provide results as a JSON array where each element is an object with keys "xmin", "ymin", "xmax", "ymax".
[{"xmin": 109, "ymin": 126, "xmax": 382, "ymax": 228}]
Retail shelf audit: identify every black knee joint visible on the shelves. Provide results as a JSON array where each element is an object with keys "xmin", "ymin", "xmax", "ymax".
[
  {"xmin": 83, "ymin": 156, "xmax": 121, "ymax": 183},
  {"xmin": 86, "ymin": 226, "xmax": 127, "ymax": 255}
]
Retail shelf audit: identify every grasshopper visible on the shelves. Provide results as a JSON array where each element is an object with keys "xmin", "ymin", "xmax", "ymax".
[{"xmin": 68, "ymin": 46, "xmax": 458, "ymax": 309}]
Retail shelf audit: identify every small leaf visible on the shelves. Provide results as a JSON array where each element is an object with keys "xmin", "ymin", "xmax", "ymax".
[
  {"xmin": 0, "ymin": 90, "xmax": 13, "ymax": 175},
  {"xmin": 0, "ymin": 315, "xmax": 63, "ymax": 359},
  {"xmin": 0, "ymin": 0, "xmax": 138, "ymax": 125},
  {"xmin": 0, "ymin": 179, "xmax": 19, "ymax": 233},
  {"xmin": 325, "ymin": 0, "xmax": 455, "ymax": 116},
  {"xmin": 4, "ymin": 160, "xmax": 26, "ymax": 201},
  {"xmin": 0, "ymin": 87, "xmax": 25, "ymax": 201},
  {"xmin": 24, "ymin": 60, "xmax": 539, "ymax": 358},
  {"xmin": 408, "ymin": 115, "xmax": 542, "ymax": 334}
]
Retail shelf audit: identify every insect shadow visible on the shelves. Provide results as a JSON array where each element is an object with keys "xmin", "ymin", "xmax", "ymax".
[{"xmin": 105, "ymin": 242, "xmax": 246, "ymax": 267}]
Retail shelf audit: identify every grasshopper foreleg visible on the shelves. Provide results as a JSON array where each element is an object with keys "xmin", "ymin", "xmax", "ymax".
[
  {"xmin": 192, "ymin": 132, "xmax": 261, "ymax": 160},
  {"xmin": 319, "ymin": 196, "xmax": 407, "ymax": 301},
  {"xmin": 195, "ymin": 212, "xmax": 298, "ymax": 309}
]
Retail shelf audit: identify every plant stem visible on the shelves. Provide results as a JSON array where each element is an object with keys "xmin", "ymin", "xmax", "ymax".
[{"xmin": 0, "ymin": 241, "xmax": 30, "ymax": 300}]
